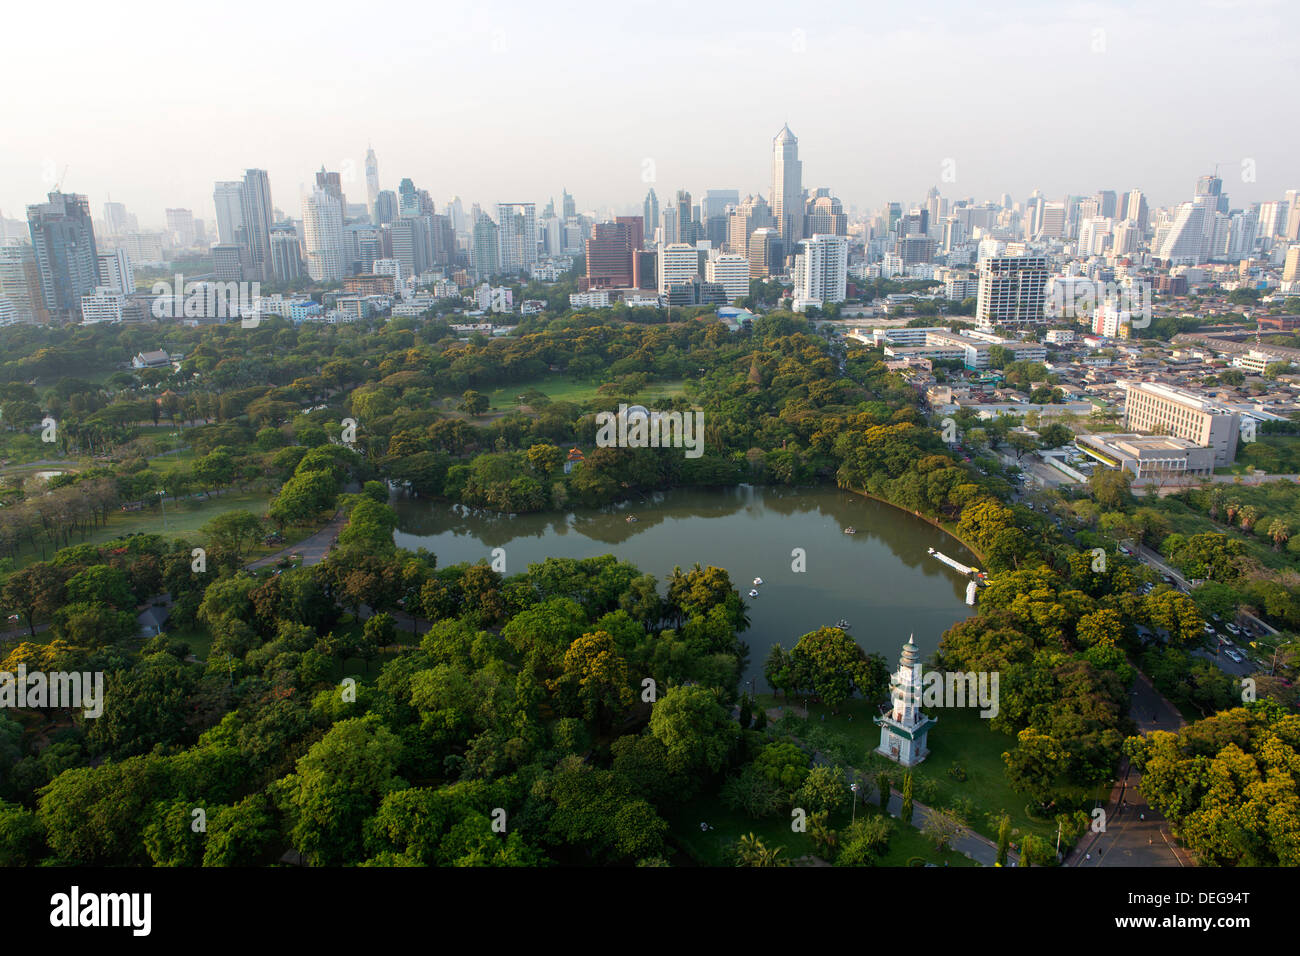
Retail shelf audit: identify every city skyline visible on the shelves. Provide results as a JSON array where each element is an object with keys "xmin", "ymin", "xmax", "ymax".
[{"xmin": 2, "ymin": 0, "xmax": 1295, "ymax": 222}]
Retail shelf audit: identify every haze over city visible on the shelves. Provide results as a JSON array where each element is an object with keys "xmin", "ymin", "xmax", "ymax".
[{"xmin": 3, "ymin": 0, "xmax": 1295, "ymax": 223}]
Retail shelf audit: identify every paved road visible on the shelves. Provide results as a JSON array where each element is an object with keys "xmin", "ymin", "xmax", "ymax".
[
  {"xmin": 246, "ymin": 511, "xmax": 345, "ymax": 569},
  {"xmin": 878, "ymin": 787, "xmax": 1018, "ymax": 867},
  {"xmin": 1067, "ymin": 673, "xmax": 1192, "ymax": 868}
]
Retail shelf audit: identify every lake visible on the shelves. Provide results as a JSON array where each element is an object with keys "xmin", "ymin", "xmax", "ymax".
[{"xmin": 392, "ymin": 485, "xmax": 979, "ymax": 688}]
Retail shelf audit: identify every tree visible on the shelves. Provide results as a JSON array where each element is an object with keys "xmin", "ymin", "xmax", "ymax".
[
  {"xmin": 458, "ymin": 390, "xmax": 489, "ymax": 417},
  {"xmin": 795, "ymin": 765, "xmax": 850, "ymax": 814},
  {"xmin": 921, "ymin": 807, "xmax": 963, "ymax": 851},
  {"xmin": 734, "ymin": 832, "xmax": 790, "ymax": 867},
  {"xmin": 784, "ymin": 627, "xmax": 889, "ymax": 710},
  {"xmin": 201, "ymin": 510, "xmax": 264, "ymax": 558},
  {"xmin": 836, "ymin": 816, "xmax": 894, "ymax": 866},
  {"xmin": 2, "ymin": 563, "xmax": 66, "ymax": 638},
  {"xmin": 900, "ymin": 772, "xmax": 914, "ymax": 824},
  {"xmin": 549, "ymin": 630, "xmax": 634, "ymax": 729},
  {"xmin": 996, "ymin": 814, "xmax": 1011, "ymax": 866},
  {"xmin": 647, "ymin": 685, "xmax": 740, "ymax": 775},
  {"xmin": 875, "ymin": 771, "xmax": 891, "ymax": 808},
  {"xmin": 1268, "ymin": 519, "xmax": 1291, "ymax": 551},
  {"xmin": 1003, "ymin": 729, "xmax": 1071, "ymax": 811}
]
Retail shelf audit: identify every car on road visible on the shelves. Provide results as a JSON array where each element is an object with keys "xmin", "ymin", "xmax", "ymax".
[
  {"xmin": 1226, "ymin": 623, "xmax": 1243, "ymax": 636},
  {"xmin": 1202, "ymin": 623, "xmax": 1216, "ymax": 635},
  {"xmin": 1226, "ymin": 649, "xmax": 1245, "ymax": 664},
  {"xmin": 1119, "ymin": 546, "xmax": 1133, "ymax": 556}
]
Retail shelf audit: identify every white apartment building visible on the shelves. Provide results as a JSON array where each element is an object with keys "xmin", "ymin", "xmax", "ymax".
[
  {"xmin": 80, "ymin": 287, "xmax": 124, "ymax": 324},
  {"xmin": 792, "ymin": 234, "xmax": 848, "ymax": 311},
  {"xmin": 657, "ymin": 242, "xmax": 699, "ymax": 294},
  {"xmin": 373, "ymin": 258, "xmax": 402, "ymax": 284},
  {"xmin": 976, "ymin": 255, "xmax": 1048, "ymax": 328},
  {"xmin": 570, "ymin": 290, "xmax": 611, "ymax": 308},
  {"xmin": 97, "ymin": 248, "xmax": 135, "ymax": 294},
  {"xmin": 705, "ymin": 252, "xmax": 750, "ymax": 301},
  {"xmin": 303, "ymin": 189, "xmax": 346, "ymax": 281}
]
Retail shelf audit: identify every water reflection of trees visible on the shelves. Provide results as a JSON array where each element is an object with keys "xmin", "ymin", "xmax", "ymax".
[{"xmin": 392, "ymin": 485, "xmax": 978, "ymax": 575}]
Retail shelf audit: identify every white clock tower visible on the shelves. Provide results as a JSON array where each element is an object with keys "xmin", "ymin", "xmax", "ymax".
[{"xmin": 874, "ymin": 635, "xmax": 935, "ymax": 767}]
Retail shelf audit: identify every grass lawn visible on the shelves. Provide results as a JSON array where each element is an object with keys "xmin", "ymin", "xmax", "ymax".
[
  {"xmin": 14, "ymin": 489, "xmax": 272, "ymax": 568},
  {"xmin": 479, "ymin": 377, "xmax": 687, "ymax": 412},
  {"xmin": 1217, "ymin": 436, "xmax": 1300, "ymax": 475},
  {"xmin": 1146, "ymin": 494, "xmax": 1292, "ymax": 570},
  {"xmin": 756, "ymin": 696, "xmax": 1071, "ymax": 845}
]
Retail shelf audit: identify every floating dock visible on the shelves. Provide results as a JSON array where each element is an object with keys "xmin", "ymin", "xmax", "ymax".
[{"xmin": 927, "ymin": 547, "xmax": 985, "ymax": 580}]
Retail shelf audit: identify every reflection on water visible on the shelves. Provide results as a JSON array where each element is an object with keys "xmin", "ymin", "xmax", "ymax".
[{"xmin": 393, "ymin": 485, "xmax": 978, "ymax": 688}]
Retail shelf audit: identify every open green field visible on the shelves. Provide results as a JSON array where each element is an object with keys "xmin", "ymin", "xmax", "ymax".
[
  {"xmin": 1145, "ymin": 492, "xmax": 1296, "ymax": 570},
  {"xmin": 668, "ymin": 792, "xmax": 975, "ymax": 867},
  {"xmin": 480, "ymin": 377, "xmax": 688, "ymax": 412},
  {"xmin": 757, "ymin": 696, "xmax": 1073, "ymax": 844},
  {"xmin": 14, "ymin": 489, "xmax": 273, "ymax": 568},
  {"xmin": 1217, "ymin": 436, "xmax": 1300, "ymax": 475}
]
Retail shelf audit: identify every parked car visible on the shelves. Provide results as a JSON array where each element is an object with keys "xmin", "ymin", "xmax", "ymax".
[{"xmin": 1226, "ymin": 649, "xmax": 1244, "ymax": 664}]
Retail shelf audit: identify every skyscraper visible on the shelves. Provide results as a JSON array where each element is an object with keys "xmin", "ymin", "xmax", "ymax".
[
  {"xmin": 165, "ymin": 208, "xmax": 196, "ymax": 249},
  {"xmin": 240, "ymin": 169, "xmax": 274, "ymax": 281},
  {"xmin": 675, "ymin": 190, "xmax": 695, "ymax": 244},
  {"xmin": 496, "ymin": 203, "xmax": 537, "ymax": 274},
  {"xmin": 728, "ymin": 194, "xmax": 774, "ymax": 255},
  {"xmin": 27, "ymin": 191, "xmax": 100, "ymax": 318},
  {"xmin": 316, "ymin": 167, "xmax": 346, "ymax": 208},
  {"xmin": 365, "ymin": 147, "xmax": 380, "ymax": 223},
  {"xmin": 1124, "ymin": 188, "xmax": 1149, "ymax": 234},
  {"xmin": 771, "ymin": 124, "xmax": 803, "ymax": 246},
  {"xmin": 643, "ymin": 189, "xmax": 659, "ymax": 247},
  {"xmin": 0, "ymin": 243, "xmax": 51, "ymax": 324},
  {"xmin": 302, "ymin": 188, "xmax": 347, "ymax": 282},
  {"xmin": 213, "ymin": 182, "xmax": 245, "ymax": 246},
  {"xmin": 976, "ymin": 256, "xmax": 1048, "ymax": 328},
  {"xmin": 792, "ymin": 234, "xmax": 848, "ymax": 308},
  {"xmin": 472, "ymin": 214, "xmax": 500, "ymax": 280},
  {"xmin": 562, "ymin": 189, "xmax": 576, "ymax": 220},
  {"xmin": 374, "ymin": 190, "xmax": 398, "ymax": 225}
]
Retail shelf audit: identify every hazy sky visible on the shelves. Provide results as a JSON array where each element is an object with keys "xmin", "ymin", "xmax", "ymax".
[{"xmin": 3, "ymin": 0, "xmax": 1295, "ymax": 229}]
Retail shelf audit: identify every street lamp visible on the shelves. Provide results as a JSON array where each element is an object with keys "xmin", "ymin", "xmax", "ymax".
[
  {"xmin": 157, "ymin": 488, "xmax": 167, "ymax": 531},
  {"xmin": 850, "ymin": 782, "xmax": 860, "ymax": 825},
  {"xmin": 1270, "ymin": 639, "xmax": 1294, "ymax": 677}
]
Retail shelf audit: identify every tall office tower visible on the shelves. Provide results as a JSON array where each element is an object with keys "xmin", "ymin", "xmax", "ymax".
[
  {"xmin": 1076, "ymin": 196, "xmax": 1101, "ymax": 224},
  {"xmin": 496, "ymin": 203, "xmax": 537, "ymax": 274},
  {"xmin": 642, "ymin": 189, "xmax": 659, "ymax": 247},
  {"xmin": 1112, "ymin": 221, "xmax": 1141, "ymax": 257},
  {"xmin": 398, "ymin": 179, "xmax": 419, "ymax": 217},
  {"xmin": 1284, "ymin": 190, "xmax": 1300, "ymax": 242},
  {"xmin": 270, "ymin": 229, "xmax": 303, "ymax": 282},
  {"xmin": 705, "ymin": 251, "xmax": 750, "ymax": 301},
  {"xmin": 240, "ymin": 169, "xmax": 274, "ymax": 281},
  {"xmin": 1196, "ymin": 173, "xmax": 1229, "ymax": 214},
  {"xmin": 657, "ymin": 242, "xmax": 699, "ymax": 294},
  {"xmin": 101, "ymin": 201, "xmax": 131, "ymax": 237},
  {"xmin": 975, "ymin": 255, "xmax": 1048, "ymax": 328},
  {"xmin": 1226, "ymin": 211, "xmax": 1258, "ymax": 261},
  {"xmin": 702, "ymin": 189, "xmax": 739, "ymax": 223},
  {"xmin": 727, "ymin": 194, "xmax": 774, "ymax": 255},
  {"xmin": 1036, "ymin": 201, "xmax": 1067, "ymax": 239},
  {"xmin": 1124, "ymin": 188, "xmax": 1149, "ymax": 234},
  {"xmin": 316, "ymin": 167, "xmax": 346, "ymax": 210},
  {"xmin": 1076, "ymin": 217, "xmax": 1112, "ymax": 257},
  {"xmin": 1283, "ymin": 246, "xmax": 1300, "ymax": 283},
  {"xmin": 1256, "ymin": 201, "xmax": 1284, "ymax": 241},
  {"xmin": 792, "ymin": 234, "xmax": 848, "ymax": 306},
  {"xmin": 805, "ymin": 192, "xmax": 847, "ymax": 236},
  {"xmin": 389, "ymin": 218, "xmax": 424, "ymax": 278},
  {"xmin": 584, "ymin": 222, "xmax": 636, "ymax": 288},
  {"xmin": 365, "ymin": 147, "xmax": 380, "ymax": 222},
  {"xmin": 165, "ymin": 208, "xmax": 196, "ymax": 249},
  {"xmin": 374, "ymin": 190, "xmax": 398, "ymax": 225},
  {"xmin": 446, "ymin": 196, "xmax": 467, "ymax": 235},
  {"xmin": 747, "ymin": 227, "xmax": 784, "ymax": 278},
  {"xmin": 562, "ymin": 189, "xmax": 576, "ymax": 220},
  {"xmin": 471, "ymin": 214, "xmax": 500, "ymax": 280},
  {"xmin": 1157, "ymin": 175, "xmax": 1222, "ymax": 264},
  {"xmin": 1096, "ymin": 190, "xmax": 1118, "ymax": 219},
  {"xmin": 659, "ymin": 205, "xmax": 678, "ymax": 245},
  {"xmin": 27, "ymin": 191, "xmax": 100, "ymax": 318},
  {"xmin": 771, "ymin": 124, "xmax": 803, "ymax": 244},
  {"xmin": 0, "ymin": 243, "xmax": 51, "ymax": 323},
  {"xmin": 302, "ymin": 188, "xmax": 347, "ymax": 282},
  {"xmin": 614, "ymin": 216, "xmax": 644, "ymax": 255},
  {"xmin": 541, "ymin": 215, "xmax": 563, "ymax": 257},
  {"xmin": 674, "ymin": 190, "xmax": 696, "ymax": 244},
  {"xmin": 925, "ymin": 186, "xmax": 942, "ymax": 234},
  {"xmin": 940, "ymin": 216, "xmax": 964, "ymax": 253},
  {"xmin": 213, "ymin": 182, "xmax": 245, "ymax": 245},
  {"xmin": 97, "ymin": 248, "xmax": 134, "ymax": 294},
  {"xmin": 430, "ymin": 214, "xmax": 455, "ymax": 267}
]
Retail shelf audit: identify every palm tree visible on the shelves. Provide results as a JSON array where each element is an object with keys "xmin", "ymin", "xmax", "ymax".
[
  {"xmin": 1268, "ymin": 519, "xmax": 1290, "ymax": 551},
  {"xmin": 1238, "ymin": 505, "xmax": 1259, "ymax": 533},
  {"xmin": 735, "ymin": 833, "xmax": 790, "ymax": 867}
]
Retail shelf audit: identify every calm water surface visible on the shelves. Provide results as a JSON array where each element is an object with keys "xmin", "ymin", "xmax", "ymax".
[{"xmin": 393, "ymin": 485, "xmax": 978, "ymax": 688}]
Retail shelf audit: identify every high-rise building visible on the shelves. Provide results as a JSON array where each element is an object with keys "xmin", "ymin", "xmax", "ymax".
[
  {"xmin": 642, "ymin": 189, "xmax": 659, "ymax": 247},
  {"xmin": 1157, "ymin": 176, "xmax": 1222, "ymax": 264},
  {"xmin": 374, "ymin": 190, "xmax": 398, "ymax": 226},
  {"xmin": 1096, "ymin": 190, "xmax": 1119, "ymax": 219},
  {"xmin": 792, "ymin": 234, "xmax": 848, "ymax": 308},
  {"xmin": 0, "ymin": 243, "xmax": 51, "ymax": 323},
  {"xmin": 496, "ymin": 203, "xmax": 536, "ymax": 274},
  {"xmin": 97, "ymin": 248, "xmax": 134, "ymax": 294},
  {"xmin": 1283, "ymin": 246, "xmax": 1300, "ymax": 284},
  {"xmin": 657, "ymin": 242, "xmax": 699, "ymax": 294},
  {"xmin": 302, "ymin": 188, "xmax": 347, "ymax": 282},
  {"xmin": 1123, "ymin": 382, "xmax": 1240, "ymax": 466},
  {"xmin": 1284, "ymin": 190, "xmax": 1300, "ymax": 242},
  {"xmin": 213, "ymin": 182, "xmax": 245, "ymax": 246},
  {"xmin": 165, "ymin": 208, "xmax": 196, "ymax": 249},
  {"xmin": 471, "ymin": 214, "xmax": 500, "ymax": 280},
  {"xmin": 584, "ymin": 222, "xmax": 636, "ymax": 289},
  {"xmin": 728, "ymin": 194, "xmax": 774, "ymax": 255},
  {"xmin": 365, "ymin": 147, "xmax": 380, "ymax": 223},
  {"xmin": 747, "ymin": 227, "xmax": 783, "ymax": 278},
  {"xmin": 27, "ymin": 191, "xmax": 100, "ymax": 318},
  {"xmin": 1124, "ymin": 188, "xmax": 1149, "ymax": 234},
  {"xmin": 771, "ymin": 124, "xmax": 803, "ymax": 245},
  {"xmin": 804, "ymin": 191, "xmax": 847, "ymax": 236},
  {"xmin": 702, "ymin": 189, "xmax": 739, "ymax": 222},
  {"xmin": 705, "ymin": 252, "xmax": 750, "ymax": 301},
  {"xmin": 675, "ymin": 190, "xmax": 696, "ymax": 244},
  {"xmin": 101, "ymin": 201, "xmax": 132, "ymax": 237},
  {"xmin": 562, "ymin": 189, "xmax": 576, "ymax": 220},
  {"xmin": 975, "ymin": 255, "xmax": 1048, "ymax": 328},
  {"xmin": 240, "ymin": 169, "xmax": 274, "ymax": 281},
  {"xmin": 316, "ymin": 167, "xmax": 346, "ymax": 209},
  {"xmin": 270, "ymin": 229, "xmax": 303, "ymax": 283}
]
